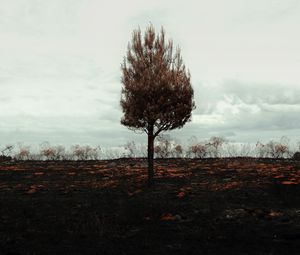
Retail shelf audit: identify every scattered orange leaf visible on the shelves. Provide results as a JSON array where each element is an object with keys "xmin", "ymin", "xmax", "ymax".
[
  {"xmin": 161, "ymin": 213, "xmax": 176, "ymax": 221},
  {"xmin": 268, "ymin": 211, "xmax": 283, "ymax": 218},
  {"xmin": 34, "ymin": 172, "xmax": 44, "ymax": 176},
  {"xmin": 27, "ymin": 188, "xmax": 37, "ymax": 194},
  {"xmin": 273, "ymin": 175, "xmax": 284, "ymax": 179},
  {"xmin": 177, "ymin": 191, "xmax": 185, "ymax": 198},
  {"xmin": 281, "ymin": 181, "xmax": 297, "ymax": 185},
  {"xmin": 127, "ymin": 189, "xmax": 142, "ymax": 197}
]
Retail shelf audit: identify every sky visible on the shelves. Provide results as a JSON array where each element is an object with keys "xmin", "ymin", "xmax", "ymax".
[{"xmin": 0, "ymin": 0, "xmax": 300, "ymax": 148}]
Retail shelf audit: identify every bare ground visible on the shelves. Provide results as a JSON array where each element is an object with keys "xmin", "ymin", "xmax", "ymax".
[{"xmin": 0, "ymin": 158, "xmax": 300, "ymax": 255}]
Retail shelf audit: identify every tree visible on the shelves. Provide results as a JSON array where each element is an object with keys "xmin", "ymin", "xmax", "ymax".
[
  {"xmin": 207, "ymin": 136, "xmax": 226, "ymax": 158},
  {"xmin": 120, "ymin": 25, "xmax": 195, "ymax": 186}
]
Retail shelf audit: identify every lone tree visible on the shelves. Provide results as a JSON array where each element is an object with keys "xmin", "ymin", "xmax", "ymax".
[{"xmin": 121, "ymin": 25, "xmax": 195, "ymax": 186}]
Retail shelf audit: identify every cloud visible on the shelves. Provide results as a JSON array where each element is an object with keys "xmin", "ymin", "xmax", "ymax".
[
  {"xmin": 0, "ymin": 0, "xmax": 300, "ymax": 146},
  {"xmin": 191, "ymin": 80, "xmax": 300, "ymax": 135},
  {"xmin": 221, "ymin": 80, "xmax": 300, "ymax": 105}
]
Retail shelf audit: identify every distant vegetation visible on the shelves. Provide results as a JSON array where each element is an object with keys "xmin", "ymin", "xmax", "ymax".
[{"xmin": 1, "ymin": 136, "xmax": 300, "ymax": 161}]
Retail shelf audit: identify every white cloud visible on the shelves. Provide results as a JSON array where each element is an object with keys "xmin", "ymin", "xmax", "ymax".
[{"xmin": 0, "ymin": 0, "xmax": 300, "ymax": 146}]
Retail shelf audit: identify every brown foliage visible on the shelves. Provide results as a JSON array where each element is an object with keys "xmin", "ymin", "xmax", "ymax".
[
  {"xmin": 188, "ymin": 144, "xmax": 208, "ymax": 158},
  {"xmin": 120, "ymin": 25, "xmax": 195, "ymax": 135}
]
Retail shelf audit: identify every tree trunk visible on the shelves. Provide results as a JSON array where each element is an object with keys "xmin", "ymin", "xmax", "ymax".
[{"xmin": 147, "ymin": 126, "xmax": 155, "ymax": 186}]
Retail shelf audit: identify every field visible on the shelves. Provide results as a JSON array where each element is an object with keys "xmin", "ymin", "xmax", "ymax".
[{"xmin": 0, "ymin": 158, "xmax": 300, "ymax": 255}]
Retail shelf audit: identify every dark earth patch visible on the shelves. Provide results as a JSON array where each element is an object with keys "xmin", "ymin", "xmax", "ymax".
[{"xmin": 0, "ymin": 158, "xmax": 300, "ymax": 254}]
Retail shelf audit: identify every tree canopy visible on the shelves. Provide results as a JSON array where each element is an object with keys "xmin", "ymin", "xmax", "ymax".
[{"xmin": 121, "ymin": 25, "xmax": 195, "ymax": 137}]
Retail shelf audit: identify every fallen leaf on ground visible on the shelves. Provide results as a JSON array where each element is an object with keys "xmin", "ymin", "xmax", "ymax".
[
  {"xmin": 161, "ymin": 213, "xmax": 176, "ymax": 221},
  {"xmin": 27, "ymin": 188, "xmax": 37, "ymax": 194},
  {"xmin": 281, "ymin": 181, "xmax": 297, "ymax": 185},
  {"xmin": 127, "ymin": 189, "xmax": 142, "ymax": 196},
  {"xmin": 177, "ymin": 191, "xmax": 185, "ymax": 198},
  {"xmin": 34, "ymin": 172, "xmax": 44, "ymax": 176},
  {"xmin": 268, "ymin": 210, "xmax": 283, "ymax": 218}
]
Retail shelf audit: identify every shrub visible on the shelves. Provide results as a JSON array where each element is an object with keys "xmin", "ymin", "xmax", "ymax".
[
  {"xmin": 154, "ymin": 135, "xmax": 172, "ymax": 158},
  {"xmin": 206, "ymin": 136, "xmax": 226, "ymax": 157},
  {"xmin": 15, "ymin": 147, "xmax": 31, "ymax": 160},
  {"xmin": 1, "ymin": 145, "xmax": 14, "ymax": 157},
  {"xmin": 255, "ymin": 141, "xmax": 268, "ymax": 158},
  {"xmin": 124, "ymin": 141, "xmax": 137, "ymax": 158},
  {"xmin": 71, "ymin": 145, "xmax": 101, "ymax": 160},
  {"xmin": 172, "ymin": 144, "xmax": 183, "ymax": 158},
  {"xmin": 187, "ymin": 144, "xmax": 208, "ymax": 158},
  {"xmin": 293, "ymin": 151, "xmax": 300, "ymax": 160},
  {"xmin": 256, "ymin": 137, "xmax": 290, "ymax": 158}
]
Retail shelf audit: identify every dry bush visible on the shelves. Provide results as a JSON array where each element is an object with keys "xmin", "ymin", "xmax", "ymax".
[
  {"xmin": 41, "ymin": 148, "xmax": 56, "ymax": 160},
  {"xmin": 187, "ymin": 144, "xmax": 208, "ymax": 158},
  {"xmin": 226, "ymin": 143, "xmax": 253, "ymax": 157},
  {"xmin": 266, "ymin": 141, "xmax": 289, "ymax": 158},
  {"xmin": 15, "ymin": 147, "xmax": 31, "ymax": 160},
  {"xmin": 239, "ymin": 143, "xmax": 253, "ymax": 157},
  {"xmin": 0, "ymin": 145, "xmax": 13, "ymax": 161},
  {"xmin": 293, "ymin": 142, "xmax": 300, "ymax": 160},
  {"xmin": 55, "ymin": 145, "xmax": 67, "ymax": 160},
  {"xmin": 274, "ymin": 144, "xmax": 289, "ymax": 158},
  {"xmin": 154, "ymin": 135, "xmax": 183, "ymax": 158},
  {"xmin": 102, "ymin": 148, "xmax": 124, "ymax": 159},
  {"xmin": 1, "ymin": 144, "xmax": 14, "ymax": 157},
  {"xmin": 38, "ymin": 142, "xmax": 67, "ymax": 160},
  {"xmin": 124, "ymin": 141, "xmax": 137, "ymax": 158},
  {"xmin": 172, "ymin": 144, "xmax": 183, "ymax": 158},
  {"xmin": 206, "ymin": 136, "xmax": 226, "ymax": 157},
  {"xmin": 255, "ymin": 141, "xmax": 268, "ymax": 158},
  {"xmin": 293, "ymin": 151, "xmax": 300, "ymax": 160},
  {"xmin": 256, "ymin": 137, "xmax": 290, "ymax": 158},
  {"xmin": 40, "ymin": 145, "xmax": 66, "ymax": 160},
  {"xmin": 71, "ymin": 145, "xmax": 101, "ymax": 160},
  {"xmin": 154, "ymin": 145, "xmax": 163, "ymax": 158},
  {"xmin": 154, "ymin": 135, "xmax": 172, "ymax": 158}
]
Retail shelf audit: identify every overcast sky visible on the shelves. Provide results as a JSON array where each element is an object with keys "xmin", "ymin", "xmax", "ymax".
[{"xmin": 0, "ymin": 0, "xmax": 300, "ymax": 148}]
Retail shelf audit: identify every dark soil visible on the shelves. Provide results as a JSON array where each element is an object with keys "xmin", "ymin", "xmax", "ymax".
[{"xmin": 0, "ymin": 158, "xmax": 300, "ymax": 255}]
